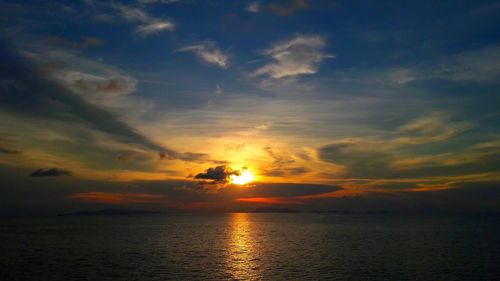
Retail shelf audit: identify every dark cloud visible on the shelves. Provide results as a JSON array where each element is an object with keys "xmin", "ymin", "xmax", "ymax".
[
  {"xmin": 318, "ymin": 139, "xmax": 500, "ymax": 180},
  {"xmin": 240, "ymin": 183, "xmax": 341, "ymax": 197},
  {"xmin": 194, "ymin": 165, "xmax": 240, "ymax": 184},
  {"xmin": 267, "ymin": 0, "xmax": 310, "ymax": 16},
  {"xmin": 179, "ymin": 152, "xmax": 207, "ymax": 161},
  {"xmin": 46, "ymin": 36, "xmax": 104, "ymax": 49},
  {"xmin": 116, "ymin": 151, "xmax": 141, "ymax": 162},
  {"xmin": 318, "ymin": 141, "xmax": 391, "ymax": 178},
  {"xmin": 389, "ymin": 151, "xmax": 500, "ymax": 179},
  {"xmin": 95, "ymin": 79, "xmax": 122, "ymax": 93},
  {"xmin": 159, "ymin": 151, "xmax": 207, "ymax": 161},
  {"xmin": 0, "ymin": 145, "xmax": 21, "ymax": 155},
  {"xmin": 0, "ymin": 42, "xmax": 171, "ymax": 153},
  {"xmin": 263, "ymin": 166, "xmax": 309, "ymax": 177},
  {"xmin": 159, "ymin": 151, "xmax": 177, "ymax": 160},
  {"xmin": 72, "ymin": 77, "xmax": 121, "ymax": 94},
  {"xmin": 30, "ymin": 168, "xmax": 71, "ymax": 177}
]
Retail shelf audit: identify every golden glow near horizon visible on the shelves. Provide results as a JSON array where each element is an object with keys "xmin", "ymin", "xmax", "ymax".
[{"xmin": 230, "ymin": 170, "xmax": 255, "ymax": 185}]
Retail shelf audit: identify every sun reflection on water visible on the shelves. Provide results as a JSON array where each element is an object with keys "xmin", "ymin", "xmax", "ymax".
[{"xmin": 227, "ymin": 213, "xmax": 262, "ymax": 280}]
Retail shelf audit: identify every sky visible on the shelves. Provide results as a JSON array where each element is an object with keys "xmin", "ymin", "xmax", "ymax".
[{"xmin": 0, "ymin": 0, "xmax": 499, "ymax": 215}]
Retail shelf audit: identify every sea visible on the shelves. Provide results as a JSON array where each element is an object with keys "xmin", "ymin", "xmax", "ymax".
[{"xmin": 1, "ymin": 213, "xmax": 499, "ymax": 280}]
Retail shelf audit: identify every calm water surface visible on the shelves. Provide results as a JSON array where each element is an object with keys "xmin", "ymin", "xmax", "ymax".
[{"xmin": 1, "ymin": 213, "xmax": 499, "ymax": 280}]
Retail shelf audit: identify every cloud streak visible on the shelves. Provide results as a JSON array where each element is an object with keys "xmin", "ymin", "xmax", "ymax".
[
  {"xmin": 177, "ymin": 42, "xmax": 229, "ymax": 69},
  {"xmin": 30, "ymin": 168, "xmax": 71, "ymax": 177},
  {"xmin": 46, "ymin": 36, "xmax": 105, "ymax": 49},
  {"xmin": 395, "ymin": 112, "xmax": 472, "ymax": 145},
  {"xmin": 246, "ymin": 2, "xmax": 260, "ymax": 13},
  {"xmin": 268, "ymin": 0, "xmax": 310, "ymax": 16},
  {"xmin": 0, "ymin": 146, "xmax": 21, "ymax": 155},
  {"xmin": 115, "ymin": 4, "xmax": 175, "ymax": 36},
  {"xmin": 253, "ymin": 34, "xmax": 333, "ymax": 79}
]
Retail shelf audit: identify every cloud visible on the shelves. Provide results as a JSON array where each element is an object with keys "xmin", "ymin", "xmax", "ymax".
[
  {"xmin": 233, "ymin": 183, "xmax": 342, "ymax": 205},
  {"xmin": 46, "ymin": 36, "xmax": 105, "ymax": 49},
  {"xmin": 431, "ymin": 45, "xmax": 500, "ymax": 83},
  {"xmin": 177, "ymin": 42, "xmax": 229, "ymax": 69},
  {"xmin": 387, "ymin": 145, "xmax": 500, "ymax": 178},
  {"xmin": 159, "ymin": 151, "xmax": 207, "ymax": 161},
  {"xmin": 370, "ymin": 45, "xmax": 500, "ymax": 85},
  {"xmin": 395, "ymin": 112, "xmax": 472, "ymax": 144},
  {"xmin": 67, "ymin": 192, "xmax": 165, "ymax": 204},
  {"xmin": 317, "ymin": 128, "xmax": 498, "ymax": 181},
  {"xmin": 262, "ymin": 145, "xmax": 310, "ymax": 177},
  {"xmin": 225, "ymin": 143, "xmax": 245, "ymax": 151},
  {"xmin": 268, "ymin": 0, "xmax": 309, "ymax": 16},
  {"xmin": 0, "ymin": 146, "xmax": 21, "ymax": 155},
  {"xmin": 236, "ymin": 197, "xmax": 302, "ymax": 204},
  {"xmin": 244, "ymin": 0, "xmax": 309, "ymax": 16},
  {"xmin": 138, "ymin": 0, "xmax": 179, "ymax": 4},
  {"xmin": 317, "ymin": 112, "xmax": 474, "ymax": 178},
  {"xmin": 252, "ymin": 34, "xmax": 334, "ymax": 79},
  {"xmin": 115, "ymin": 4, "xmax": 175, "ymax": 36},
  {"xmin": 193, "ymin": 165, "xmax": 240, "ymax": 184},
  {"xmin": 135, "ymin": 21, "xmax": 175, "ymax": 35},
  {"xmin": 0, "ymin": 45, "xmax": 167, "ymax": 153},
  {"xmin": 30, "ymin": 168, "xmax": 71, "ymax": 177},
  {"xmin": 246, "ymin": 2, "xmax": 260, "ymax": 13},
  {"xmin": 30, "ymin": 49, "xmax": 139, "ymax": 103},
  {"xmin": 263, "ymin": 166, "xmax": 309, "ymax": 177},
  {"xmin": 318, "ymin": 139, "xmax": 391, "ymax": 178},
  {"xmin": 246, "ymin": 183, "xmax": 341, "ymax": 197},
  {"xmin": 49, "ymin": 68, "xmax": 138, "ymax": 98},
  {"xmin": 116, "ymin": 151, "xmax": 142, "ymax": 162}
]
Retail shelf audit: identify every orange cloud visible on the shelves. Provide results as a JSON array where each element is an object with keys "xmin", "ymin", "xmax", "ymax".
[
  {"xmin": 235, "ymin": 197, "xmax": 303, "ymax": 204},
  {"xmin": 67, "ymin": 192, "xmax": 165, "ymax": 204},
  {"xmin": 296, "ymin": 189, "xmax": 372, "ymax": 199}
]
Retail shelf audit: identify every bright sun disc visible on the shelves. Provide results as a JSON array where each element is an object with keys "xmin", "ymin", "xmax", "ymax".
[{"xmin": 230, "ymin": 170, "xmax": 254, "ymax": 185}]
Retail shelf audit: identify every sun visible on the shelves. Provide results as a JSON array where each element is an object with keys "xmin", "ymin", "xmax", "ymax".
[{"xmin": 230, "ymin": 170, "xmax": 255, "ymax": 185}]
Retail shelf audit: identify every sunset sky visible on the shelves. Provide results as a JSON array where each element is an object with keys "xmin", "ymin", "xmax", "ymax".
[{"xmin": 1, "ymin": 0, "xmax": 499, "ymax": 214}]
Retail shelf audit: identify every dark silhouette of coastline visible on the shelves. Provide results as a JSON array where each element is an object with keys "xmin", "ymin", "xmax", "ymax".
[{"xmin": 57, "ymin": 209, "xmax": 166, "ymax": 216}]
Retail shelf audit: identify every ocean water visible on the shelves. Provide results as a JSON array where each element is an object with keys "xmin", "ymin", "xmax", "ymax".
[{"xmin": 1, "ymin": 213, "xmax": 499, "ymax": 281}]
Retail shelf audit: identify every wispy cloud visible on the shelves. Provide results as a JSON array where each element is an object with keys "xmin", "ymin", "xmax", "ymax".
[
  {"xmin": 32, "ymin": 49, "xmax": 139, "ymax": 106},
  {"xmin": 1, "ymin": 46, "xmax": 166, "ymax": 153},
  {"xmin": 244, "ymin": 0, "xmax": 309, "ymax": 16},
  {"xmin": 317, "ymin": 111, "xmax": 476, "ymax": 179},
  {"xmin": 432, "ymin": 45, "xmax": 500, "ymax": 83},
  {"xmin": 252, "ymin": 34, "xmax": 334, "ymax": 79},
  {"xmin": 46, "ymin": 36, "xmax": 105, "ymax": 49},
  {"xmin": 394, "ymin": 112, "xmax": 473, "ymax": 145},
  {"xmin": 136, "ymin": 21, "xmax": 175, "ymax": 35},
  {"xmin": 177, "ymin": 41, "xmax": 229, "ymax": 69},
  {"xmin": 268, "ymin": 0, "xmax": 310, "ymax": 16},
  {"xmin": 138, "ymin": 0, "xmax": 179, "ymax": 4},
  {"xmin": 115, "ymin": 4, "xmax": 175, "ymax": 36},
  {"xmin": 246, "ymin": 2, "xmax": 260, "ymax": 13},
  {"xmin": 30, "ymin": 168, "xmax": 71, "ymax": 177},
  {"xmin": 0, "ymin": 145, "xmax": 21, "ymax": 155},
  {"xmin": 363, "ymin": 45, "xmax": 500, "ymax": 86}
]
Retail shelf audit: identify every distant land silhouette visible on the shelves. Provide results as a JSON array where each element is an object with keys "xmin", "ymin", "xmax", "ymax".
[{"xmin": 58, "ymin": 209, "xmax": 166, "ymax": 216}]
